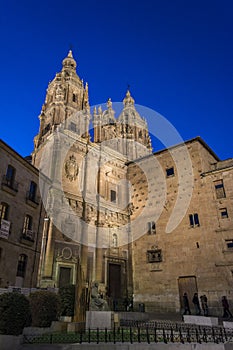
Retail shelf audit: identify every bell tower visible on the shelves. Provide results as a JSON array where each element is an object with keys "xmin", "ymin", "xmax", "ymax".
[{"xmin": 32, "ymin": 50, "xmax": 90, "ymax": 167}]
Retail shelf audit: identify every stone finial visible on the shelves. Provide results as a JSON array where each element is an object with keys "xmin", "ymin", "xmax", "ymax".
[
  {"xmin": 107, "ymin": 98, "xmax": 112, "ymax": 109},
  {"xmin": 68, "ymin": 50, "xmax": 73, "ymax": 58},
  {"xmin": 123, "ymin": 90, "xmax": 135, "ymax": 107}
]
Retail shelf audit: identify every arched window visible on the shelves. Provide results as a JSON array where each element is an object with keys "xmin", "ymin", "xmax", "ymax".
[{"xmin": 16, "ymin": 254, "xmax": 27, "ymax": 278}]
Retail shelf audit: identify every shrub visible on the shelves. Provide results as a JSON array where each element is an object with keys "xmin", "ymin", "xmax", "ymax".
[
  {"xmin": 59, "ymin": 284, "xmax": 75, "ymax": 317},
  {"xmin": 0, "ymin": 292, "xmax": 31, "ymax": 335},
  {"xmin": 29, "ymin": 291, "xmax": 61, "ymax": 327}
]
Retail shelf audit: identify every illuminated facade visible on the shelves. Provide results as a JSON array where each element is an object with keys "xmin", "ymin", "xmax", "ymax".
[{"xmin": 32, "ymin": 51, "xmax": 233, "ymax": 317}]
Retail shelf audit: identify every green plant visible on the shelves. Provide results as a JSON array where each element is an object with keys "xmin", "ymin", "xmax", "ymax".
[
  {"xmin": 29, "ymin": 291, "xmax": 61, "ymax": 327},
  {"xmin": 59, "ymin": 284, "xmax": 75, "ymax": 317},
  {"xmin": 0, "ymin": 292, "xmax": 31, "ymax": 335}
]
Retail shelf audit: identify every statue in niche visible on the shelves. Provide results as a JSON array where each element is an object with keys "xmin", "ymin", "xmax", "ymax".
[{"xmin": 89, "ymin": 282, "xmax": 109, "ymax": 311}]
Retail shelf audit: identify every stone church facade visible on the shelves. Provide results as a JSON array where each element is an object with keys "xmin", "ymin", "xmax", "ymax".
[{"xmin": 32, "ymin": 51, "xmax": 233, "ymax": 317}]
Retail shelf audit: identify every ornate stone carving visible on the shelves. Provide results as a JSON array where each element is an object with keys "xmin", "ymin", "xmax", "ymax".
[
  {"xmin": 65, "ymin": 155, "xmax": 79, "ymax": 181},
  {"xmin": 62, "ymin": 247, "xmax": 72, "ymax": 259}
]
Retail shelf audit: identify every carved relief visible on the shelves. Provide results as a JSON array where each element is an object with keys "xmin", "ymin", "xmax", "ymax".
[
  {"xmin": 65, "ymin": 155, "xmax": 79, "ymax": 181},
  {"xmin": 55, "ymin": 243, "xmax": 80, "ymax": 263}
]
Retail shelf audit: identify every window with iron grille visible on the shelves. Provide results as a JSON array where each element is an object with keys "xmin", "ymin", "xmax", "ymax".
[
  {"xmin": 147, "ymin": 249, "xmax": 162, "ymax": 263},
  {"xmin": 214, "ymin": 180, "xmax": 226, "ymax": 199}
]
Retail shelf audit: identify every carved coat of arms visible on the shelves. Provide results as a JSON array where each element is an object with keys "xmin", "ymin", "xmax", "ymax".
[{"xmin": 64, "ymin": 155, "xmax": 79, "ymax": 181}]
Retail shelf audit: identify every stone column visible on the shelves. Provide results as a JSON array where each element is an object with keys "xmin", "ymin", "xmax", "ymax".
[{"xmin": 43, "ymin": 219, "xmax": 55, "ymax": 279}]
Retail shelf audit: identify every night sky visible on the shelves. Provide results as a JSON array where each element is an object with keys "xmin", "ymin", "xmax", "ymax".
[{"xmin": 1, "ymin": 0, "xmax": 232, "ymax": 159}]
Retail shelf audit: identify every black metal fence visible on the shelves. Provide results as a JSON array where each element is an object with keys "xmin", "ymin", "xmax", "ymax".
[{"xmin": 23, "ymin": 323, "xmax": 233, "ymax": 345}]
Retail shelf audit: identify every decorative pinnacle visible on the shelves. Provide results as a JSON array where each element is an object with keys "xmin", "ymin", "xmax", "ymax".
[
  {"xmin": 107, "ymin": 98, "xmax": 112, "ymax": 109},
  {"xmin": 123, "ymin": 89, "xmax": 135, "ymax": 107},
  {"xmin": 68, "ymin": 50, "xmax": 73, "ymax": 58}
]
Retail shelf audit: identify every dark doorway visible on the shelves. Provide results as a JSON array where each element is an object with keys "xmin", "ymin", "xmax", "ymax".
[
  {"xmin": 59, "ymin": 267, "xmax": 71, "ymax": 288},
  {"xmin": 108, "ymin": 263, "xmax": 121, "ymax": 299},
  {"xmin": 178, "ymin": 276, "xmax": 198, "ymax": 313}
]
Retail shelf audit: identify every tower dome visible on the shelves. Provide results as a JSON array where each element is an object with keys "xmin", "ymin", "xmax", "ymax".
[{"xmin": 62, "ymin": 50, "xmax": 77, "ymax": 71}]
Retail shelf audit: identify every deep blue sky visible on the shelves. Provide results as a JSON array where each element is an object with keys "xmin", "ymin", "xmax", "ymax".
[{"xmin": 0, "ymin": 0, "xmax": 233, "ymax": 159}]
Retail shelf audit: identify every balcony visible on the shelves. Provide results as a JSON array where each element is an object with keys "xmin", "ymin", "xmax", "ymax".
[
  {"xmin": 26, "ymin": 191, "xmax": 40, "ymax": 207},
  {"xmin": 21, "ymin": 229, "xmax": 35, "ymax": 245},
  {"xmin": 1, "ymin": 175, "xmax": 18, "ymax": 194}
]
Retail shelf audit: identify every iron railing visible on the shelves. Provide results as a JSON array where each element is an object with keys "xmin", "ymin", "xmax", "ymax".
[{"xmin": 23, "ymin": 324, "xmax": 233, "ymax": 345}]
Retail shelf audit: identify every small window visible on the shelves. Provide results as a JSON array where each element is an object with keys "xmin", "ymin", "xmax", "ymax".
[
  {"xmin": 166, "ymin": 167, "xmax": 174, "ymax": 177},
  {"xmin": 220, "ymin": 208, "xmax": 228, "ymax": 219},
  {"xmin": 226, "ymin": 240, "xmax": 233, "ymax": 249},
  {"xmin": 189, "ymin": 213, "xmax": 200, "ymax": 227},
  {"xmin": 148, "ymin": 221, "xmax": 156, "ymax": 234},
  {"xmin": 0, "ymin": 202, "xmax": 9, "ymax": 220},
  {"xmin": 70, "ymin": 122, "xmax": 76, "ymax": 132},
  {"xmin": 214, "ymin": 180, "xmax": 226, "ymax": 199},
  {"xmin": 16, "ymin": 254, "xmax": 27, "ymax": 278},
  {"xmin": 3, "ymin": 165, "xmax": 18, "ymax": 191},
  {"xmin": 110, "ymin": 190, "xmax": 116, "ymax": 203},
  {"xmin": 147, "ymin": 249, "xmax": 162, "ymax": 263},
  {"xmin": 72, "ymin": 93, "xmax": 77, "ymax": 102}
]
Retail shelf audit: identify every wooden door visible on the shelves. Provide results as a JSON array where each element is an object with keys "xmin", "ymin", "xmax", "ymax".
[
  {"xmin": 178, "ymin": 276, "xmax": 198, "ymax": 313},
  {"xmin": 108, "ymin": 263, "xmax": 121, "ymax": 299},
  {"xmin": 59, "ymin": 266, "xmax": 71, "ymax": 288}
]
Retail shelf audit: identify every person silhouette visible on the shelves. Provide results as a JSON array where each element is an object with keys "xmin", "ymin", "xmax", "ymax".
[
  {"xmin": 192, "ymin": 293, "xmax": 201, "ymax": 315},
  {"xmin": 222, "ymin": 296, "xmax": 233, "ymax": 319},
  {"xmin": 183, "ymin": 292, "xmax": 191, "ymax": 315}
]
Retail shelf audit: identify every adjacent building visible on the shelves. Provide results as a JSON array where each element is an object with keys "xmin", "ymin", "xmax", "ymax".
[{"xmin": 0, "ymin": 140, "xmax": 47, "ymax": 289}]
